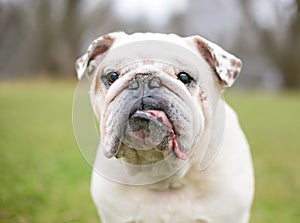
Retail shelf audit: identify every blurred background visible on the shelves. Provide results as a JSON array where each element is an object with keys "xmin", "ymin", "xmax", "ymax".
[
  {"xmin": 0, "ymin": 0, "xmax": 299, "ymax": 222},
  {"xmin": 1, "ymin": 0, "xmax": 300, "ymax": 89}
]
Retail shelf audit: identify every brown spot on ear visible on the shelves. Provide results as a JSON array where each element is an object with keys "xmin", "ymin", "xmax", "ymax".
[
  {"xmin": 195, "ymin": 38, "xmax": 215, "ymax": 68},
  {"xmin": 222, "ymin": 55, "xmax": 227, "ymax": 59},
  {"xmin": 233, "ymin": 70, "xmax": 239, "ymax": 79},
  {"xmin": 88, "ymin": 35, "xmax": 114, "ymax": 66},
  {"xmin": 226, "ymin": 70, "xmax": 232, "ymax": 78},
  {"xmin": 226, "ymin": 69, "xmax": 233, "ymax": 79},
  {"xmin": 195, "ymin": 37, "xmax": 224, "ymax": 86},
  {"xmin": 230, "ymin": 58, "xmax": 241, "ymax": 67}
]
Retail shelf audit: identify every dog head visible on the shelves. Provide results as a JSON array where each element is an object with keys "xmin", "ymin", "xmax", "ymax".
[{"xmin": 75, "ymin": 32, "xmax": 242, "ymax": 167}]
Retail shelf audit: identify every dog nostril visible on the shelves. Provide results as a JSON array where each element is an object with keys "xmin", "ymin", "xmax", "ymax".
[
  {"xmin": 148, "ymin": 77, "xmax": 161, "ymax": 89},
  {"xmin": 128, "ymin": 75, "xmax": 160, "ymax": 90},
  {"xmin": 128, "ymin": 79, "xmax": 139, "ymax": 90}
]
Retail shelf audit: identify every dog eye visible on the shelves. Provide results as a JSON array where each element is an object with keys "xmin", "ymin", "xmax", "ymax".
[
  {"xmin": 177, "ymin": 72, "xmax": 193, "ymax": 84},
  {"xmin": 107, "ymin": 71, "xmax": 119, "ymax": 84}
]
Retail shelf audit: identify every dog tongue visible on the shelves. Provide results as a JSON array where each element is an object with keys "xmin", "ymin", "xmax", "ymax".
[{"xmin": 136, "ymin": 110, "xmax": 186, "ymax": 160}]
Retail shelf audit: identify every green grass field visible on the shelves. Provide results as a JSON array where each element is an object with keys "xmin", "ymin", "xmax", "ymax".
[{"xmin": 0, "ymin": 81, "xmax": 299, "ymax": 223}]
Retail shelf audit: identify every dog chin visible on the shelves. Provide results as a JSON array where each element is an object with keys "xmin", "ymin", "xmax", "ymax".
[{"xmin": 111, "ymin": 110, "xmax": 187, "ymax": 165}]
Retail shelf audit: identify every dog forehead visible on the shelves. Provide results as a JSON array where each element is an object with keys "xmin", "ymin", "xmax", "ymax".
[
  {"xmin": 97, "ymin": 33, "xmax": 214, "ymax": 85},
  {"xmin": 101, "ymin": 43, "xmax": 205, "ymax": 78},
  {"xmin": 100, "ymin": 33, "xmax": 204, "ymax": 69}
]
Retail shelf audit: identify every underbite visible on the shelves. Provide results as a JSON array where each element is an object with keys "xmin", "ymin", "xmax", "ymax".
[{"xmin": 116, "ymin": 109, "xmax": 186, "ymax": 163}]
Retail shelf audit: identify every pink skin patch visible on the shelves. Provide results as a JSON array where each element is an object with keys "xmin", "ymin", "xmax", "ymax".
[
  {"xmin": 135, "ymin": 110, "xmax": 187, "ymax": 160},
  {"xmin": 132, "ymin": 131, "xmax": 149, "ymax": 139}
]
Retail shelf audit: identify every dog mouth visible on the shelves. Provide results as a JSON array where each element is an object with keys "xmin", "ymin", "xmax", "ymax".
[
  {"xmin": 127, "ymin": 109, "xmax": 186, "ymax": 160},
  {"xmin": 104, "ymin": 95, "xmax": 188, "ymax": 163},
  {"xmin": 117, "ymin": 102, "xmax": 187, "ymax": 162}
]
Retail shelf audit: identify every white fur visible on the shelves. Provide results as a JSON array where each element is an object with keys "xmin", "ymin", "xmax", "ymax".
[
  {"xmin": 76, "ymin": 33, "xmax": 254, "ymax": 223},
  {"xmin": 91, "ymin": 104, "xmax": 254, "ymax": 223}
]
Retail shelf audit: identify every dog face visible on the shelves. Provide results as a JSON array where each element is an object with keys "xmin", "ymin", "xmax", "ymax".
[{"xmin": 75, "ymin": 32, "xmax": 242, "ymax": 167}]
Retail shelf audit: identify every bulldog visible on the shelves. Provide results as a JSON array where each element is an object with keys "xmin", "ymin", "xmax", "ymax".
[{"xmin": 75, "ymin": 32, "xmax": 254, "ymax": 223}]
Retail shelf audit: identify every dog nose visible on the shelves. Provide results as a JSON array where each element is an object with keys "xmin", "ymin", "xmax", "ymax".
[
  {"xmin": 128, "ymin": 74, "xmax": 161, "ymax": 90},
  {"xmin": 148, "ymin": 76, "xmax": 161, "ymax": 89}
]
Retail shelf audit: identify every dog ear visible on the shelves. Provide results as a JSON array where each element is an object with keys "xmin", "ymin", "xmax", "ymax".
[
  {"xmin": 75, "ymin": 32, "xmax": 125, "ymax": 80},
  {"xmin": 191, "ymin": 36, "xmax": 242, "ymax": 88}
]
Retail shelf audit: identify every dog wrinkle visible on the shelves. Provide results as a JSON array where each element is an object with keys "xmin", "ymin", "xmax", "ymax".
[
  {"xmin": 143, "ymin": 59, "xmax": 155, "ymax": 65},
  {"xmin": 93, "ymin": 74, "xmax": 101, "ymax": 95},
  {"xmin": 121, "ymin": 144, "xmax": 138, "ymax": 164},
  {"xmin": 163, "ymin": 67, "xmax": 177, "ymax": 79}
]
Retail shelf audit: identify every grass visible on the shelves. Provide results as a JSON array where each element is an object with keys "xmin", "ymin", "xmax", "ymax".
[
  {"xmin": 225, "ymin": 90, "xmax": 300, "ymax": 223},
  {"xmin": 0, "ymin": 81, "xmax": 99, "ymax": 223},
  {"xmin": 0, "ymin": 80, "xmax": 299, "ymax": 223}
]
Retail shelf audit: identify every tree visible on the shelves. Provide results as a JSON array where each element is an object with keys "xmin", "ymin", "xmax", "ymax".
[
  {"xmin": 240, "ymin": 0, "xmax": 300, "ymax": 88},
  {"xmin": 32, "ymin": 0, "xmax": 82, "ymax": 76},
  {"xmin": 0, "ymin": 0, "xmax": 113, "ymax": 78}
]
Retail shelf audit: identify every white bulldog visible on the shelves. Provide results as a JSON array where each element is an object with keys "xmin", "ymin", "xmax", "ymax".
[{"xmin": 75, "ymin": 32, "xmax": 254, "ymax": 223}]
